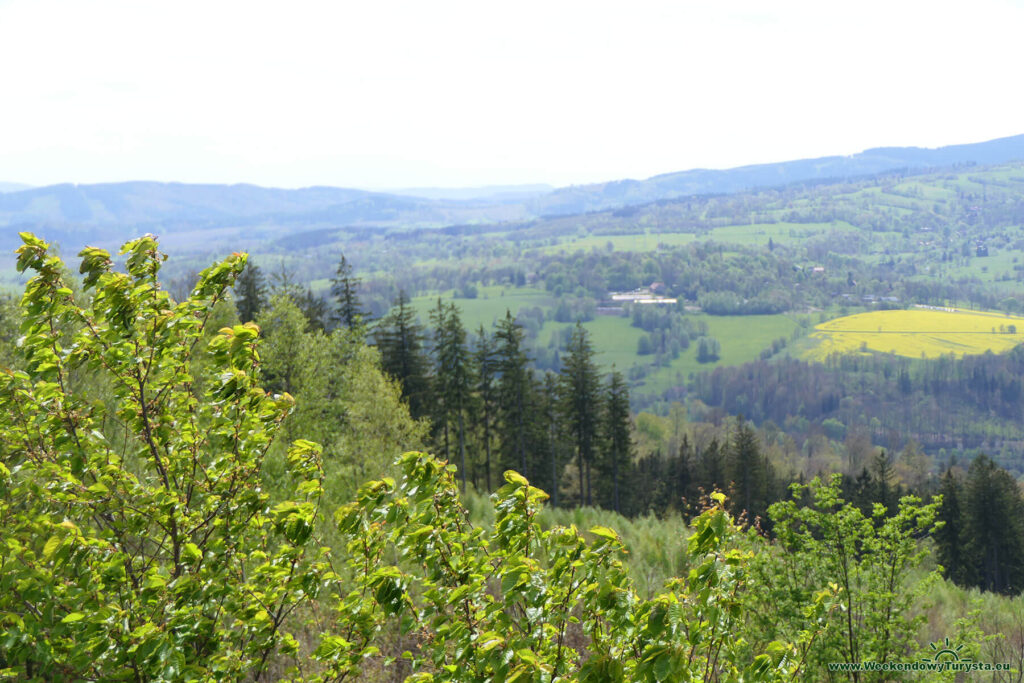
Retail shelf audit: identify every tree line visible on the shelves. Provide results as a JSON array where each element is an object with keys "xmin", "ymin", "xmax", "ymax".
[
  {"xmin": 937, "ymin": 454, "xmax": 1024, "ymax": 595},
  {"xmin": 374, "ymin": 291, "xmax": 634, "ymax": 512},
  {"xmin": 689, "ymin": 349, "xmax": 1024, "ymax": 467}
]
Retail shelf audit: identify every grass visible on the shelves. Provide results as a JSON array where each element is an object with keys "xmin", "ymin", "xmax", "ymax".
[
  {"xmin": 640, "ymin": 313, "xmax": 804, "ymax": 395},
  {"xmin": 409, "ymin": 286, "xmax": 553, "ymax": 332},
  {"xmin": 537, "ymin": 232, "xmax": 696, "ymax": 254},
  {"xmin": 704, "ymin": 221, "xmax": 850, "ymax": 245},
  {"xmin": 398, "ymin": 287, "xmax": 807, "ymax": 398},
  {"xmin": 805, "ymin": 308, "xmax": 1024, "ymax": 360},
  {"xmin": 941, "ymin": 249, "xmax": 1024, "ymax": 283},
  {"xmin": 538, "ymin": 316, "xmax": 648, "ymax": 371}
]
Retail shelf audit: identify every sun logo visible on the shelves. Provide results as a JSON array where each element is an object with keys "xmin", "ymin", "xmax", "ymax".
[{"xmin": 921, "ymin": 637, "xmax": 972, "ymax": 664}]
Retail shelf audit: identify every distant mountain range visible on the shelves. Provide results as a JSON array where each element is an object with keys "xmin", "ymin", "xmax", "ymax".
[
  {"xmin": 529, "ymin": 134, "xmax": 1024, "ymax": 215},
  {"xmin": 0, "ymin": 182, "xmax": 32, "ymax": 193},
  {"xmin": 3, "ymin": 134, "xmax": 1024, "ymax": 253},
  {"xmin": 386, "ymin": 184, "xmax": 554, "ymax": 201}
]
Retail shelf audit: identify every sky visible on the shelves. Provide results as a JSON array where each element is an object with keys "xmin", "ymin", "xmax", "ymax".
[{"xmin": 1, "ymin": 0, "xmax": 1023, "ymax": 190}]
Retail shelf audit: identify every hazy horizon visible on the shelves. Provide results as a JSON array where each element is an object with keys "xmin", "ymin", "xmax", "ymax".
[
  {"xmin": 5, "ymin": 130, "xmax": 1024, "ymax": 194},
  {"xmin": 3, "ymin": 0, "xmax": 1024, "ymax": 189}
]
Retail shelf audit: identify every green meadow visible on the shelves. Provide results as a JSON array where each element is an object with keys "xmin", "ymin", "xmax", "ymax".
[
  {"xmin": 402, "ymin": 282, "xmax": 807, "ymax": 397},
  {"xmin": 539, "ymin": 312, "xmax": 803, "ymax": 391},
  {"xmin": 639, "ymin": 313, "xmax": 803, "ymax": 395},
  {"xmin": 409, "ymin": 286, "xmax": 553, "ymax": 332}
]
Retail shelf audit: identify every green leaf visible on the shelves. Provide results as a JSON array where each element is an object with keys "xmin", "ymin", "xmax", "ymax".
[
  {"xmin": 653, "ymin": 651, "xmax": 672, "ymax": 681},
  {"xmin": 478, "ymin": 634, "xmax": 505, "ymax": 652},
  {"xmin": 182, "ymin": 543, "xmax": 202, "ymax": 562},
  {"xmin": 503, "ymin": 470, "xmax": 529, "ymax": 487},
  {"xmin": 43, "ymin": 536, "xmax": 60, "ymax": 559},
  {"xmin": 590, "ymin": 525, "xmax": 619, "ymax": 542}
]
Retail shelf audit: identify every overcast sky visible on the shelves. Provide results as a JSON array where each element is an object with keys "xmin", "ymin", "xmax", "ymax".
[{"xmin": 1, "ymin": 0, "xmax": 1023, "ymax": 190}]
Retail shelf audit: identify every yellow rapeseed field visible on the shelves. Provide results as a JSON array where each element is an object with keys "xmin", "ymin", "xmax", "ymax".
[{"xmin": 805, "ymin": 308, "xmax": 1024, "ymax": 360}]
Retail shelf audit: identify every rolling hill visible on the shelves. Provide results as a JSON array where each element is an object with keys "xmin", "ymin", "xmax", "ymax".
[
  {"xmin": 528, "ymin": 134, "xmax": 1024, "ymax": 215},
  {"xmin": 3, "ymin": 133, "xmax": 1024, "ymax": 255}
]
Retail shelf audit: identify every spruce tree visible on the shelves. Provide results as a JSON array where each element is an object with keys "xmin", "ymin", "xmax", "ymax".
[
  {"xmin": 430, "ymin": 300, "xmax": 473, "ymax": 491},
  {"xmin": 871, "ymin": 450, "xmax": 896, "ymax": 514},
  {"xmin": 599, "ymin": 369, "xmax": 632, "ymax": 513},
  {"xmin": 559, "ymin": 321, "xmax": 602, "ymax": 507},
  {"xmin": 495, "ymin": 311, "xmax": 533, "ymax": 480},
  {"xmin": 674, "ymin": 434, "xmax": 696, "ymax": 517},
  {"xmin": 375, "ymin": 291, "xmax": 432, "ymax": 420},
  {"xmin": 473, "ymin": 324, "xmax": 499, "ymax": 491},
  {"xmin": 849, "ymin": 466, "xmax": 876, "ymax": 518},
  {"xmin": 330, "ymin": 253, "xmax": 364, "ymax": 329},
  {"xmin": 542, "ymin": 371, "xmax": 563, "ymax": 507},
  {"xmin": 963, "ymin": 455, "xmax": 1024, "ymax": 594},
  {"xmin": 270, "ymin": 260, "xmax": 303, "ymax": 300},
  {"xmin": 429, "ymin": 300, "xmax": 452, "ymax": 462},
  {"xmin": 935, "ymin": 468, "xmax": 968, "ymax": 585},
  {"xmin": 698, "ymin": 437, "xmax": 725, "ymax": 495},
  {"xmin": 234, "ymin": 261, "xmax": 267, "ymax": 323},
  {"xmin": 726, "ymin": 416, "xmax": 765, "ymax": 520}
]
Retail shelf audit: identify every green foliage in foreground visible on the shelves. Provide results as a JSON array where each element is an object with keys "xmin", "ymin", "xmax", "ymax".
[
  {"xmin": 0, "ymin": 234, "xmax": 327, "ymax": 680},
  {"xmin": 0, "ymin": 233, "xmax": 969, "ymax": 682},
  {"xmin": 328, "ymin": 453, "xmax": 831, "ymax": 682}
]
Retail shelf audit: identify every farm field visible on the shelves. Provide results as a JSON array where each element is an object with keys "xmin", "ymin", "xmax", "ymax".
[
  {"xmin": 410, "ymin": 286, "xmax": 553, "ymax": 332},
  {"xmin": 639, "ymin": 313, "xmax": 804, "ymax": 396},
  {"xmin": 399, "ymin": 285, "xmax": 808, "ymax": 399},
  {"xmin": 806, "ymin": 308, "xmax": 1024, "ymax": 360},
  {"xmin": 538, "ymin": 316, "xmax": 647, "ymax": 371}
]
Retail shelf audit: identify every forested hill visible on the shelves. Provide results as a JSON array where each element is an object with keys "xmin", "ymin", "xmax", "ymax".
[
  {"xmin": 526, "ymin": 133, "xmax": 1024, "ymax": 215},
  {"xmin": 3, "ymin": 134, "xmax": 1024, "ymax": 254},
  {"xmin": 0, "ymin": 181, "xmax": 539, "ymax": 253}
]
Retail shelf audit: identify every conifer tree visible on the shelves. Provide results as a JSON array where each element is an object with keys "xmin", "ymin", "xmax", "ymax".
[
  {"xmin": 963, "ymin": 454, "xmax": 1024, "ymax": 594},
  {"xmin": 871, "ymin": 449, "xmax": 896, "ymax": 513},
  {"xmin": 599, "ymin": 369, "xmax": 632, "ymax": 513},
  {"xmin": 234, "ymin": 261, "xmax": 267, "ymax": 323},
  {"xmin": 375, "ymin": 291, "xmax": 431, "ymax": 420},
  {"xmin": 698, "ymin": 437, "xmax": 725, "ymax": 494},
  {"xmin": 849, "ymin": 466, "xmax": 876, "ymax": 518},
  {"xmin": 559, "ymin": 321, "xmax": 602, "ymax": 506},
  {"xmin": 935, "ymin": 468, "xmax": 968, "ymax": 585},
  {"xmin": 473, "ymin": 324, "xmax": 499, "ymax": 491},
  {"xmin": 430, "ymin": 300, "xmax": 473, "ymax": 491},
  {"xmin": 330, "ymin": 252, "xmax": 364, "ymax": 329},
  {"xmin": 727, "ymin": 416, "xmax": 766, "ymax": 520},
  {"xmin": 542, "ymin": 370, "xmax": 563, "ymax": 507},
  {"xmin": 495, "ymin": 311, "xmax": 533, "ymax": 480},
  {"xmin": 429, "ymin": 300, "xmax": 452, "ymax": 461},
  {"xmin": 270, "ymin": 260, "xmax": 302, "ymax": 300},
  {"xmin": 673, "ymin": 433, "xmax": 696, "ymax": 516}
]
